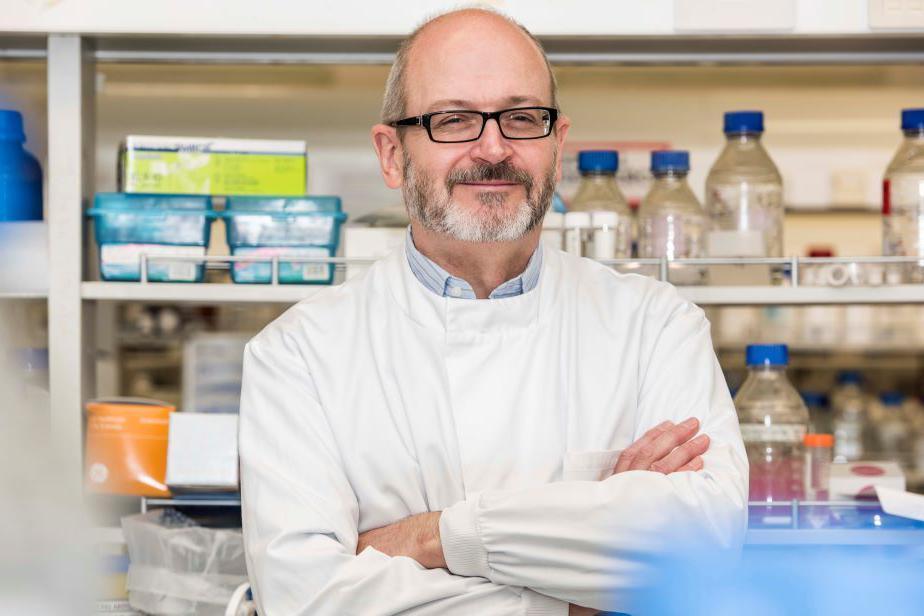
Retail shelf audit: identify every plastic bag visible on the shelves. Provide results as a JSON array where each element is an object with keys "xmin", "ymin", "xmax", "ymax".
[{"xmin": 122, "ymin": 509, "xmax": 248, "ymax": 615}]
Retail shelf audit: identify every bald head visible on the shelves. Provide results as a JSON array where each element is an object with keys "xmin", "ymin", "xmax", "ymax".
[{"xmin": 381, "ymin": 8, "xmax": 558, "ymax": 123}]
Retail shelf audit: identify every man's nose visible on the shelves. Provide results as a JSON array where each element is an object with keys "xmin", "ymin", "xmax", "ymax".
[{"xmin": 469, "ymin": 117, "xmax": 514, "ymax": 165}]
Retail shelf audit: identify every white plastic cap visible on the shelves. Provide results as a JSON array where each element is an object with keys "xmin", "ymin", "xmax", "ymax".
[
  {"xmin": 543, "ymin": 212, "xmax": 564, "ymax": 229},
  {"xmin": 564, "ymin": 211, "xmax": 592, "ymax": 228},
  {"xmin": 591, "ymin": 211, "xmax": 619, "ymax": 227}
]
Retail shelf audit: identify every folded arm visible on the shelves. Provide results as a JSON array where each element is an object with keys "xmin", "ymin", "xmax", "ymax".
[
  {"xmin": 367, "ymin": 298, "xmax": 748, "ymax": 612},
  {"xmin": 239, "ymin": 329, "xmax": 569, "ymax": 616}
]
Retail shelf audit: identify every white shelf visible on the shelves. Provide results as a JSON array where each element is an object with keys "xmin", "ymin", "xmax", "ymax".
[
  {"xmin": 680, "ymin": 285, "xmax": 924, "ymax": 306},
  {"xmin": 0, "ymin": 290, "xmax": 47, "ymax": 300},
  {"xmin": 82, "ymin": 280, "xmax": 924, "ymax": 306},
  {"xmin": 82, "ymin": 281, "xmax": 323, "ymax": 304}
]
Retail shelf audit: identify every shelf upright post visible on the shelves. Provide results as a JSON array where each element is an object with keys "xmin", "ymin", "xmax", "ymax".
[{"xmin": 47, "ymin": 35, "xmax": 97, "ymax": 492}]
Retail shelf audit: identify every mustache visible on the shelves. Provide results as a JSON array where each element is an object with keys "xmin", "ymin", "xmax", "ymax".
[{"xmin": 445, "ymin": 162, "xmax": 534, "ymax": 191}]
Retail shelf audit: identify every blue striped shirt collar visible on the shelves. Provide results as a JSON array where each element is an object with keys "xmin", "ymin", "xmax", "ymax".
[{"xmin": 405, "ymin": 227, "xmax": 543, "ymax": 300}]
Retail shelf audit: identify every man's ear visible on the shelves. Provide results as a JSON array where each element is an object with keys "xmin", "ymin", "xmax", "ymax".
[
  {"xmin": 371, "ymin": 124, "xmax": 405, "ymax": 189},
  {"xmin": 553, "ymin": 114, "xmax": 571, "ymax": 184}
]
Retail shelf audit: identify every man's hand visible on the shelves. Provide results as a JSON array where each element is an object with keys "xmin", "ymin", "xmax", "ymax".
[
  {"xmin": 569, "ymin": 605, "xmax": 598, "ymax": 615},
  {"xmin": 613, "ymin": 417, "xmax": 709, "ymax": 475},
  {"xmin": 356, "ymin": 511, "xmax": 447, "ymax": 569}
]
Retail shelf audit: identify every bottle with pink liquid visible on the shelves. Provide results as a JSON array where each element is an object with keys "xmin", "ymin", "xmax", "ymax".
[{"xmin": 734, "ymin": 344, "xmax": 810, "ymax": 502}]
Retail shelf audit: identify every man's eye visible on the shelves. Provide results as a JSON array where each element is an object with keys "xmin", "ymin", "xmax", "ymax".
[
  {"xmin": 508, "ymin": 114, "xmax": 540, "ymax": 124},
  {"xmin": 434, "ymin": 115, "xmax": 473, "ymax": 128}
]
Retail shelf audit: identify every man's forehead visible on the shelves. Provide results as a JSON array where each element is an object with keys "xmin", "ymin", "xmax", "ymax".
[
  {"xmin": 402, "ymin": 13, "xmax": 552, "ymax": 114},
  {"xmin": 422, "ymin": 95, "xmax": 546, "ymax": 113}
]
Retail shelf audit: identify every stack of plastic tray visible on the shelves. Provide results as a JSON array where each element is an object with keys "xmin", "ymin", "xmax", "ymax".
[
  {"xmin": 222, "ymin": 196, "xmax": 347, "ymax": 284},
  {"xmin": 88, "ymin": 193, "xmax": 214, "ymax": 282}
]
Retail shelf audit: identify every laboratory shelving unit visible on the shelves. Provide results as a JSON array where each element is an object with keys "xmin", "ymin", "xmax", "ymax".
[{"xmin": 3, "ymin": 0, "xmax": 924, "ymax": 501}]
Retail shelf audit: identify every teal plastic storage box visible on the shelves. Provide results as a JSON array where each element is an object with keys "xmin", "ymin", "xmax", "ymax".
[
  {"xmin": 222, "ymin": 196, "xmax": 346, "ymax": 284},
  {"xmin": 88, "ymin": 193, "xmax": 214, "ymax": 282}
]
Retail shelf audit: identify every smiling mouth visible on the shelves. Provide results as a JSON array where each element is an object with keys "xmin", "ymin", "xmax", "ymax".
[{"xmin": 458, "ymin": 181, "xmax": 521, "ymax": 188}]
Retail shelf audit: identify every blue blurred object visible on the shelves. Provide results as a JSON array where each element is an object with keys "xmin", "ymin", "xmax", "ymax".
[
  {"xmin": 88, "ymin": 193, "xmax": 214, "ymax": 282},
  {"xmin": 0, "ymin": 110, "xmax": 42, "ymax": 221},
  {"xmin": 222, "ymin": 196, "xmax": 346, "ymax": 284},
  {"xmin": 836, "ymin": 370, "xmax": 863, "ymax": 385},
  {"xmin": 801, "ymin": 391, "xmax": 829, "ymax": 408},
  {"xmin": 551, "ymin": 191, "xmax": 567, "ymax": 213},
  {"xmin": 629, "ymin": 546, "xmax": 924, "ymax": 616},
  {"xmin": 880, "ymin": 391, "xmax": 905, "ymax": 406}
]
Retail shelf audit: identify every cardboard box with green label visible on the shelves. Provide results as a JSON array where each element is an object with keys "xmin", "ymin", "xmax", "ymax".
[{"xmin": 118, "ymin": 135, "xmax": 307, "ymax": 196}]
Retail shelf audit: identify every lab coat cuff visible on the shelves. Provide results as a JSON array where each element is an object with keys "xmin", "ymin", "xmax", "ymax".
[
  {"xmin": 439, "ymin": 498, "xmax": 490, "ymax": 579},
  {"xmin": 522, "ymin": 589, "xmax": 569, "ymax": 616}
]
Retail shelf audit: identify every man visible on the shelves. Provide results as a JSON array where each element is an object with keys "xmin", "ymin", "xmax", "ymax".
[{"xmin": 240, "ymin": 8, "xmax": 747, "ymax": 615}]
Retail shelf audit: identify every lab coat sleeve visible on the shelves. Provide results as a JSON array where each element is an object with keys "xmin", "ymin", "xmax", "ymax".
[
  {"xmin": 239, "ymin": 327, "xmax": 569, "ymax": 616},
  {"xmin": 438, "ymin": 294, "xmax": 749, "ymax": 612}
]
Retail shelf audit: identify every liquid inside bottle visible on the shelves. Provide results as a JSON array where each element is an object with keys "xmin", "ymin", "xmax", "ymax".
[
  {"xmin": 883, "ymin": 108, "xmax": 924, "ymax": 283},
  {"xmin": 638, "ymin": 150, "xmax": 707, "ymax": 284},
  {"xmin": 734, "ymin": 344, "xmax": 810, "ymax": 502}
]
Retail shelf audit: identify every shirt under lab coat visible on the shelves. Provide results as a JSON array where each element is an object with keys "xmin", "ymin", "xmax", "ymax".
[{"xmin": 239, "ymin": 244, "xmax": 748, "ymax": 615}]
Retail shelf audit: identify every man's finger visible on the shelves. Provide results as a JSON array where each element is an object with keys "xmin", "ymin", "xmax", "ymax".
[
  {"xmin": 676, "ymin": 456, "xmax": 705, "ymax": 472},
  {"xmin": 627, "ymin": 417, "xmax": 700, "ymax": 471},
  {"xmin": 613, "ymin": 420, "xmax": 674, "ymax": 474},
  {"xmin": 649, "ymin": 434, "xmax": 710, "ymax": 474}
]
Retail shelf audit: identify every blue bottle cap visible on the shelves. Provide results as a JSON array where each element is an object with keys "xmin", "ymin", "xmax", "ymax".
[
  {"xmin": 901, "ymin": 108, "xmax": 924, "ymax": 131},
  {"xmin": 724, "ymin": 111, "xmax": 764, "ymax": 134},
  {"xmin": 0, "ymin": 110, "xmax": 26, "ymax": 142},
  {"xmin": 745, "ymin": 344, "xmax": 788, "ymax": 367},
  {"xmin": 836, "ymin": 370, "xmax": 862, "ymax": 385},
  {"xmin": 578, "ymin": 150, "xmax": 619, "ymax": 173},
  {"xmin": 801, "ymin": 391, "xmax": 829, "ymax": 407},
  {"xmin": 880, "ymin": 391, "xmax": 904, "ymax": 406},
  {"xmin": 650, "ymin": 150, "xmax": 690, "ymax": 174}
]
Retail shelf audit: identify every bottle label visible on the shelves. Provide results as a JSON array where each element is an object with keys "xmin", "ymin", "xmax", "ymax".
[
  {"xmin": 706, "ymin": 184, "xmax": 781, "ymax": 256},
  {"xmin": 739, "ymin": 423, "xmax": 806, "ymax": 443}
]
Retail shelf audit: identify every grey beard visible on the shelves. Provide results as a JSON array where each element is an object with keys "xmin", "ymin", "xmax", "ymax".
[{"xmin": 401, "ymin": 157, "xmax": 556, "ymax": 243}]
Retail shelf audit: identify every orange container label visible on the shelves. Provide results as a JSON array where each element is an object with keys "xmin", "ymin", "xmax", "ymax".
[{"xmin": 85, "ymin": 399, "xmax": 174, "ymax": 497}]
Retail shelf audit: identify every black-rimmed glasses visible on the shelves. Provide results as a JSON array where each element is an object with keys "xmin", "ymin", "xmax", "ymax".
[{"xmin": 390, "ymin": 106, "xmax": 558, "ymax": 143}]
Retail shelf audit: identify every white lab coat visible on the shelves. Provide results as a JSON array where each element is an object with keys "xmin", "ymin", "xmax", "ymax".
[{"xmin": 239, "ymin": 245, "xmax": 748, "ymax": 616}]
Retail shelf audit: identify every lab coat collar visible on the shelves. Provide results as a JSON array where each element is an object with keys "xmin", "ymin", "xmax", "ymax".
[{"xmin": 383, "ymin": 241, "xmax": 562, "ymax": 335}]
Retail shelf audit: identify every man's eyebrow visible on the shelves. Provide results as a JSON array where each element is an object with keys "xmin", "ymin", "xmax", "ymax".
[{"xmin": 424, "ymin": 96, "xmax": 545, "ymax": 112}]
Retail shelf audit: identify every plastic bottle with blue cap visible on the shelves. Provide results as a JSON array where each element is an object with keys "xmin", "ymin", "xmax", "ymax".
[
  {"xmin": 568, "ymin": 150, "xmax": 632, "ymax": 259},
  {"xmin": 705, "ymin": 111, "xmax": 783, "ymax": 261},
  {"xmin": 638, "ymin": 150, "xmax": 707, "ymax": 284},
  {"xmin": 734, "ymin": 344, "xmax": 810, "ymax": 501},
  {"xmin": 0, "ymin": 110, "xmax": 43, "ymax": 221},
  {"xmin": 882, "ymin": 107, "xmax": 924, "ymax": 283}
]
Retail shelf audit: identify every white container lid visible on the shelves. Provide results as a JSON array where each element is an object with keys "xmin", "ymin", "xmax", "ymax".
[
  {"xmin": 564, "ymin": 211, "xmax": 592, "ymax": 228},
  {"xmin": 591, "ymin": 211, "xmax": 619, "ymax": 227},
  {"xmin": 543, "ymin": 212, "xmax": 564, "ymax": 229}
]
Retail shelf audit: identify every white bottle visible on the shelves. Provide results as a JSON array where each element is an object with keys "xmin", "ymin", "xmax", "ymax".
[
  {"xmin": 591, "ymin": 211, "xmax": 620, "ymax": 260},
  {"xmin": 563, "ymin": 211, "xmax": 591, "ymax": 257}
]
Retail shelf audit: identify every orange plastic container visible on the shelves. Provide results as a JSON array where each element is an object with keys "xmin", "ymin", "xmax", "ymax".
[{"xmin": 85, "ymin": 398, "xmax": 175, "ymax": 497}]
